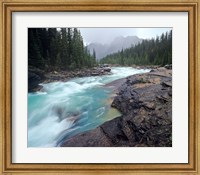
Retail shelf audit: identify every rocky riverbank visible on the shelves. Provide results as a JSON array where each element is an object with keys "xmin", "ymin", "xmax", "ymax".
[
  {"xmin": 28, "ymin": 66, "xmax": 112, "ymax": 92},
  {"xmin": 61, "ymin": 67, "xmax": 172, "ymax": 147}
]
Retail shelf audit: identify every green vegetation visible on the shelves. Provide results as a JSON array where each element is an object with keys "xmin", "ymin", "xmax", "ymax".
[
  {"xmin": 28, "ymin": 28, "xmax": 96, "ymax": 71},
  {"xmin": 100, "ymin": 30, "xmax": 172, "ymax": 66}
]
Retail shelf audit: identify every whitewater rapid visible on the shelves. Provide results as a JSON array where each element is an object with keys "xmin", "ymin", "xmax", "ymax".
[{"xmin": 28, "ymin": 67, "xmax": 149, "ymax": 147}]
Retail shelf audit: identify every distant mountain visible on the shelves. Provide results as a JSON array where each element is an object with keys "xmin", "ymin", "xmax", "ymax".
[
  {"xmin": 87, "ymin": 36, "xmax": 142, "ymax": 60},
  {"xmin": 87, "ymin": 43, "xmax": 106, "ymax": 60}
]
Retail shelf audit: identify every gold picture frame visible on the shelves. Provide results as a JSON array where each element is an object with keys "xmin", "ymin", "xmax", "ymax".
[{"xmin": 0, "ymin": 0, "xmax": 199, "ymax": 174}]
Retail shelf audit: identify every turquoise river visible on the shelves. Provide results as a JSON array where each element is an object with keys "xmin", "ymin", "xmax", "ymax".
[{"xmin": 28, "ymin": 67, "xmax": 149, "ymax": 147}]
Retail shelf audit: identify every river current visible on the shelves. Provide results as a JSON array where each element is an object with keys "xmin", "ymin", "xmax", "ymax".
[{"xmin": 28, "ymin": 67, "xmax": 149, "ymax": 147}]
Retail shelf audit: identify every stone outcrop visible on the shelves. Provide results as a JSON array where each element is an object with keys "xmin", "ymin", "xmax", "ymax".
[
  {"xmin": 28, "ymin": 67, "xmax": 45, "ymax": 92},
  {"xmin": 61, "ymin": 68, "xmax": 172, "ymax": 147}
]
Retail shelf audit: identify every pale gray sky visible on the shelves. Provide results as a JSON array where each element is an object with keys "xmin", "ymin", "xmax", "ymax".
[{"xmin": 79, "ymin": 28, "xmax": 171, "ymax": 45}]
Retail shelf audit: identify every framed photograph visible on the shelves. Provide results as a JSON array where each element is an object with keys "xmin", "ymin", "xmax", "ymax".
[{"xmin": 0, "ymin": 0, "xmax": 199, "ymax": 174}]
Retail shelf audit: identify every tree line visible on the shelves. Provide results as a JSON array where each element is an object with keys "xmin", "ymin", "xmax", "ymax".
[
  {"xmin": 100, "ymin": 30, "xmax": 172, "ymax": 66},
  {"xmin": 28, "ymin": 28, "xmax": 96, "ymax": 71}
]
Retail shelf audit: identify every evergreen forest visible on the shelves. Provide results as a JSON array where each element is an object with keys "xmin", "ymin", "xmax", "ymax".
[
  {"xmin": 100, "ymin": 30, "xmax": 172, "ymax": 66},
  {"xmin": 28, "ymin": 28, "xmax": 96, "ymax": 71}
]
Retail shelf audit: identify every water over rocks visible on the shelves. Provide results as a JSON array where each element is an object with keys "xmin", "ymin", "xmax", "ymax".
[
  {"xmin": 61, "ymin": 67, "xmax": 172, "ymax": 147},
  {"xmin": 28, "ymin": 67, "xmax": 112, "ymax": 92}
]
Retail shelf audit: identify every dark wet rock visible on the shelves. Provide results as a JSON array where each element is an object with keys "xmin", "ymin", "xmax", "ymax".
[
  {"xmin": 28, "ymin": 67, "xmax": 45, "ymax": 92},
  {"xmin": 103, "ymin": 67, "xmax": 111, "ymax": 72},
  {"xmin": 164, "ymin": 64, "xmax": 172, "ymax": 70},
  {"xmin": 162, "ymin": 81, "xmax": 172, "ymax": 87},
  {"xmin": 91, "ymin": 72, "xmax": 100, "ymax": 76},
  {"xmin": 52, "ymin": 105, "xmax": 81, "ymax": 122},
  {"xmin": 132, "ymin": 65, "xmax": 159, "ymax": 70},
  {"xmin": 61, "ymin": 68, "xmax": 172, "ymax": 147},
  {"xmin": 60, "ymin": 127, "xmax": 112, "ymax": 147},
  {"xmin": 150, "ymin": 69, "xmax": 155, "ymax": 72},
  {"xmin": 28, "ymin": 72, "xmax": 41, "ymax": 91}
]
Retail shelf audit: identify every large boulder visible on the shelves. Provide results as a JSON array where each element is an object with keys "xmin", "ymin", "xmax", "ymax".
[
  {"xmin": 28, "ymin": 67, "xmax": 45, "ymax": 92},
  {"xmin": 103, "ymin": 67, "xmax": 111, "ymax": 72}
]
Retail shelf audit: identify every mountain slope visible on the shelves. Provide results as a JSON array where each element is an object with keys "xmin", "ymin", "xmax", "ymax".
[{"xmin": 87, "ymin": 36, "xmax": 142, "ymax": 60}]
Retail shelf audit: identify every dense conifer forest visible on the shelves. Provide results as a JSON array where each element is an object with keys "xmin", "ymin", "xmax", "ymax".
[
  {"xmin": 29, "ymin": 28, "xmax": 172, "ymax": 71},
  {"xmin": 100, "ymin": 30, "xmax": 172, "ymax": 66},
  {"xmin": 28, "ymin": 28, "xmax": 96, "ymax": 71}
]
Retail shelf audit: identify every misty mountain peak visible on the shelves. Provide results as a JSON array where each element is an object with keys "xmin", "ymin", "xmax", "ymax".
[
  {"xmin": 87, "ymin": 35, "xmax": 142, "ymax": 60},
  {"xmin": 112, "ymin": 35, "xmax": 139, "ymax": 42}
]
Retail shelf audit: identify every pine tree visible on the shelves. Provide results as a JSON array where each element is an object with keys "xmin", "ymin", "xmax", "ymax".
[
  {"xmin": 60, "ymin": 28, "xmax": 68, "ymax": 69},
  {"xmin": 67, "ymin": 28, "xmax": 73, "ymax": 68},
  {"xmin": 49, "ymin": 30, "xmax": 61, "ymax": 70},
  {"xmin": 28, "ymin": 29, "xmax": 44, "ymax": 69}
]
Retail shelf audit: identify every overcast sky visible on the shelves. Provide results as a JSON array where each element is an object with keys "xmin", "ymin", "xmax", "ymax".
[{"xmin": 79, "ymin": 28, "xmax": 171, "ymax": 45}]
